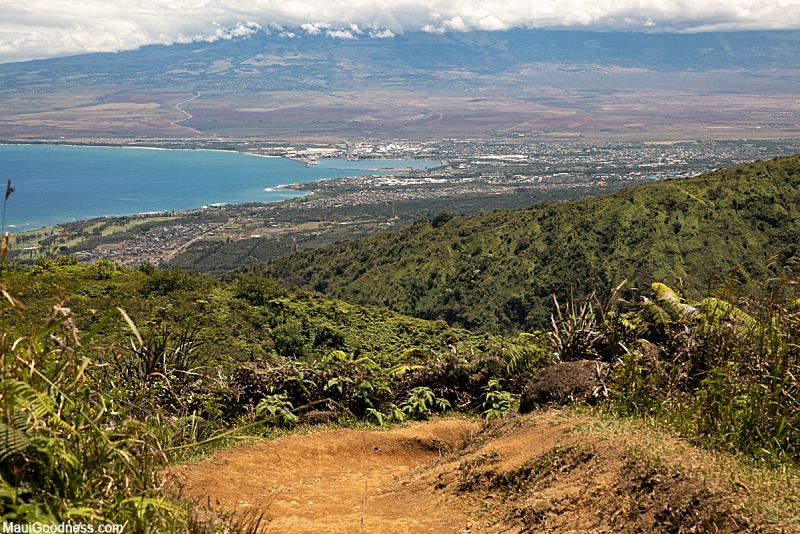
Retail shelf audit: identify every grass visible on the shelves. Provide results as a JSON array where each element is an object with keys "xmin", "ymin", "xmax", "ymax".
[
  {"xmin": 0, "ymin": 301, "xmax": 177, "ymax": 530},
  {"xmin": 567, "ymin": 408, "xmax": 800, "ymax": 529},
  {"xmin": 95, "ymin": 218, "xmax": 175, "ymax": 237},
  {"xmin": 8, "ymin": 216, "xmax": 178, "ymax": 260}
]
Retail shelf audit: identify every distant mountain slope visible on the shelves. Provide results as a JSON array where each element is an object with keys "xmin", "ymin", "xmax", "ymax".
[
  {"xmin": 3, "ymin": 30, "xmax": 800, "ymax": 90},
  {"xmin": 4, "ymin": 29, "xmax": 800, "ymax": 140},
  {"xmin": 251, "ymin": 155, "xmax": 800, "ymax": 333}
]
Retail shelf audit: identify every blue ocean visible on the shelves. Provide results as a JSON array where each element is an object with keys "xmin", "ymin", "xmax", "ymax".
[{"xmin": 0, "ymin": 145, "xmax": 432, "ymax": 230}]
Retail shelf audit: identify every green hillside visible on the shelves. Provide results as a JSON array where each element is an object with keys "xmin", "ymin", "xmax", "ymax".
[
  {"xmin": 252, "ymin": 155, "xmax": 800, "ymax": 333},
  {"xmin": 4, "ymin": 226, "xmax": 800, "ymax": 528},
  {"xmin": 0, "ymin": 261, "xmax": 501, "ymax": 367},
  {"xmin": 0, "ymin": 260, "xmax": 543, "ymax": 528}
]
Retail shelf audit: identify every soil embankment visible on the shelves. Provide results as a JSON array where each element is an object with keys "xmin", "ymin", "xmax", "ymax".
[{"xmin": 171, "ymin": 412, "xmax": 796, "ymax": 533}]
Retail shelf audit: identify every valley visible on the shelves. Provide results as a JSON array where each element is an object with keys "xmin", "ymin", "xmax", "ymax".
[
  {"xmin": 4, "ymin": 152, "xmax": 800, "ymax": 534},
  {"xmin": 7, "ymin": 138, "xmax": 800, "ymax": 275}
]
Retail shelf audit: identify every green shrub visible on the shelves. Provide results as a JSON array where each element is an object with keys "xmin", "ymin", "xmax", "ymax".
[
  {"xmin": 481, "ymin": 379, "xmax": 514, "ymax": 419},
  {"xmin": 608, "ymin": 277, "xmax": 800, "ymax": 464},
  {"xmin": 0, "ymin": 300, "xmax": 177, "ymax": 529},
  {"xmin": 256, "ymin": 395, "xmax": 298, "ymax": 429},
  {"xmin": 233, "ymin": 274, "xmax": 286, "ymax": 306},
  {"xmin": 141, "ymin": 267, "xmax": 200, "ymax": 295},
  {"xmin": 400, "ymin": 387, "xmax": 451, "ymax": 420},
  {"xmin": 88, "ymin": 258, "xmax": 117, "ymax": 280}
]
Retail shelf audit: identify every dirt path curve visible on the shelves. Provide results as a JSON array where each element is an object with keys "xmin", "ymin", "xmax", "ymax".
[
  {"xmin": 171, "ymin": 412, "xmax": 796, "ymax": 533},
  {"xmin": 170, "ymin": 419, "xmax": 480, "ymax": 533}
]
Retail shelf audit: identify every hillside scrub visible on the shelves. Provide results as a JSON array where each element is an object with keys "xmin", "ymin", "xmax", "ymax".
[
  {"xmin": 253, "ymin": 154, "xmax": 800, "ymax": 333},
  {"xmin": 2, "ymin": 257, "xmax": 800, "ymax": 528},
  {"xmin": 0, "ymin": 263, "xmax": 549, "ymax": 529}
]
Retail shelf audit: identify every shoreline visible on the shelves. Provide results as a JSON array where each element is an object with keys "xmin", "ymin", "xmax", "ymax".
[
  {"xmin": 0, "ymin": 144, "xmax": 320, "ymax": 231},
  {"xmin": 8, "ymin": 190, "xmax": 314, "ymax": 236},
  {"xmin": 0, "ymin": 144, "xmax": 432, "ymax": 232},
  {"xmin": 7, "ymin": 190, "xmax": 314, "ymax": 234}
]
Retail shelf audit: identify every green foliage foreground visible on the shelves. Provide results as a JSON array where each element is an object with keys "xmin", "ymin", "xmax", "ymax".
[
  {"xmin": 0, "ymin": 297, "xmax": 174, "ymax": 529},
  {"xmin": 1, "ymin": 260, "xmax": 800, "ymax": 529},
  {"xmin": 611, "ymin": 278, "xmax": 800, "ymax": 464}
]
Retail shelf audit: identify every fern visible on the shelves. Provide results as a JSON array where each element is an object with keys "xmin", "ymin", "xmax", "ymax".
[
  {"xmin": 400, "ymin": 387, "xmax": 436, "ymax": 420},
  {"xmin": 0, "ymin": 422, "xmax": 30, "ymax": 462},
  {"xmin": 695, "ymin": 297, "xmax": 759, "ymax": 331},
  {"xmin": 256, "ymin": 395, "xmax": 298, "ymax": 428},
  {"xmin": 481, "ymin": 379, "xmax": 513, "ymax": 419}
]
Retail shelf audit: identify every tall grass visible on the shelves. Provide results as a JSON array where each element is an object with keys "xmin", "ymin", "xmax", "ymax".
[{"xmin": 0, "ymin": 293, "xmax": 181, "ymax": 528}]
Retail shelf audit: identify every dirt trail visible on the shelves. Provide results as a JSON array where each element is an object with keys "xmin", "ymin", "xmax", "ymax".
[
  {"xmin": 171, "ymin": 412, "xmax": 797, "ymax": 533},
  {"xmin": 170, "ymin": 419, "xmax": 479, "ymax": 533}
]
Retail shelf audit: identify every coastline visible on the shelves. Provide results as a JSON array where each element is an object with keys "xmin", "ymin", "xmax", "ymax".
[
  {"xmin": 0, "ymin": 144, "xmax": 431, "ymax": 231},
  {"xmin": 0, "ymin": 144, "xmax": 320, "ymax": 231}
]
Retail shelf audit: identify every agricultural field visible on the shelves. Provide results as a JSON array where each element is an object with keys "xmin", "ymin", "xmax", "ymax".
[{"xmin": 2, "ymin": 30, "xmax": 800, "ymax": 142}]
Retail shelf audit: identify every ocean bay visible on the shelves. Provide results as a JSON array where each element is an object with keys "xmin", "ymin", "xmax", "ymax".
[{"xmin": 0, "ymin": 144, "xmax": 431, "ymax": 230}]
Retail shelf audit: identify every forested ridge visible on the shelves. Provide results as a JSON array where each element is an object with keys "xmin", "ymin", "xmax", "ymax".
[{"xmin": 252, "ymin": 155, "xmax": 800, "ymax": 333}]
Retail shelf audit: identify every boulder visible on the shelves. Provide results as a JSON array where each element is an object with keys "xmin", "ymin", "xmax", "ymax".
[
  {"xmin": 518, "ymin": 360, "xmax": 610, "ymax": 413},
  {"xmin": 298, "ymin": 409, "xmax": 339, "ymax": 425}
]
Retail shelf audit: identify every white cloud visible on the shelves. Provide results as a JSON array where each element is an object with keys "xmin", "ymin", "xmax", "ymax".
[
  {"xmin": 326, "ymin": 29, "xmax": 356, "ymax": 39},
  {"xmin": 421, "ymin": 24, "xmax": 445, "ymax": 35},
  {"xmin": 369, "ymin": 28, "xmax": 395, "ymax": 38},
  {"xmin": 477, "ymin": 14, "xmax": 508, "ymax": 31},
  {"xmin": 1, "ymin": 0, "xmax": 800, "ymax": 63},
  {"xmin": 300, "ymin": 22, "xmax": 329, "ymax": 35},
  {"xmin": 444, "ymin": 17, "xmax": 468, "ymax": 32}
]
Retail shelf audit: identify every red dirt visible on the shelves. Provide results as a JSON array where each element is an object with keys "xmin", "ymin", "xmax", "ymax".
[
  {"xmin": 170, "ymin": 412, "xmax": 796, "ymax": 533},
  {"xmin": 170, "ymin": 419, "xmax": 480, "ymax": 533}
]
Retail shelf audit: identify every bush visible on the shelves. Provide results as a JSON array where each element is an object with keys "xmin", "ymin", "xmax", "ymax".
[
  {"xmin": 400, "ymin": 387, "xmax": 451, "ymax": 420},
  {"xmin": 607, "ymin": 278, "xmax": 800, "ymax": 463},
  {"xmin": 0, "ymin": 299, "xmax": 175, "ymax": 529},
  {"xmin": 431, "ymin": 210, "xmax": 453, "ymax": 228},
  {"xmin": 481, "ymin": 379, "xmax": 513, "ymax": 419},
  {"xmin": 141, "ymin": 267, "xmax": 200, "ymax": 295},
  {"xmin": 233, "ymin": 275, "xmax": 287, "ymax": 306}
]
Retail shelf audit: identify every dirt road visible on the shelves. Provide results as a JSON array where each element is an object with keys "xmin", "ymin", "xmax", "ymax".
[{"xmin": 170, "ymin": 419, "xmax": 478, "ymax": 533}]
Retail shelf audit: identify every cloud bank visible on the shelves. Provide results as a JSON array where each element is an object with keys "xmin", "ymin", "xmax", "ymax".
[{"xmin": 2, "ymin": 0, "xmax": 800, "ymax": 63}]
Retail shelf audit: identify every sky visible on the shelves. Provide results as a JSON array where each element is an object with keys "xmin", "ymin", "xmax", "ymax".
[{"xmin": 2, "ymin": 0, "xmax": 800, "ymax": 63}]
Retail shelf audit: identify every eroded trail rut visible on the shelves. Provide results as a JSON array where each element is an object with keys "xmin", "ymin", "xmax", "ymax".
[
  {"xmin": 171, "ymin": 413, "xmax": 794, "ymax": 533},
  {"xmin": 171, "ymin": 419, "xmax": 479, "ymax": 533}
]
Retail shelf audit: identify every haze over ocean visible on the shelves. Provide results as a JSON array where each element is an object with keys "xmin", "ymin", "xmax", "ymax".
[{"xmin": 0, "ymin": 145, "xmax": 430, "ymax": 230}]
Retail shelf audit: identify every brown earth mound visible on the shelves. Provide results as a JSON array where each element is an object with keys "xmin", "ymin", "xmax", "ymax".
[
  {"xmin": 170, "ymin": 412, "xmax": 796, "ymax": 533},
  {"xmin": 518, "ymin": 360, "xmax": 610, "ymax": 412}
]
